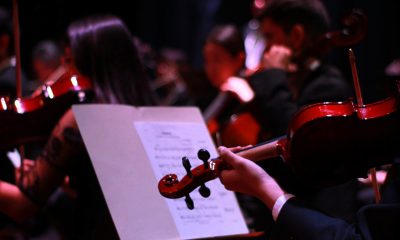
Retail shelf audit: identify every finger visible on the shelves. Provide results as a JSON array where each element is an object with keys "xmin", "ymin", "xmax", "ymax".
[
  {"xmin": 218, "ymin": 146, "xmax": 248, "ymax": 167},
  {"xmin": 240, "ymin": 145, "xmax": 253, "ymax": 150},
  {"xmin": 227, "ymin": 145, "xmax": 253, "ymax": 154},
  {"xmin": 219, "ymin": 170, "xmax": 239, "ymax": 191},
  {"xmin": 228, "ymin": 146, "xmax": 243, "ymax": 152}
]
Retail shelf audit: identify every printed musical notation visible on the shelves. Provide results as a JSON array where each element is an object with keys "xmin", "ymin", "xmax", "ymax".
[{"xmin": 135, "ymin": 122, "xmax": 248, "ymax": 239}]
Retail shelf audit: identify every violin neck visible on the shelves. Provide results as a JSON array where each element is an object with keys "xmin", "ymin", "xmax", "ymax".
[{"xmin": 235, "ymin": 136, "xmax": 285, "ymax": 162}]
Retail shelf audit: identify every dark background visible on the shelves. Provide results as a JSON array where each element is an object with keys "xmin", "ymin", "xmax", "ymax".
[{"xmin": 1, "ymin": 0, "xmax": 399, "ymax": 102}]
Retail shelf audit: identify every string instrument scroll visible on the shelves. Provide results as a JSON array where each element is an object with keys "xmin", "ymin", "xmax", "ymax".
[{"xmin": 312, "ymin": 8, "xmax": 367, "ymax": 57}]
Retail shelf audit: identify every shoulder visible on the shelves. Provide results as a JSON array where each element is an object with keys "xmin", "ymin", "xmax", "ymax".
[
  {"xmin": 302, "ymin": 64, "xmax": 353, "ymax": 101},
  {"xmin": 312, "ymin": 64, "xmax": 347, "ymax": 84},
  {"xmin": 357, "ymin": 203, "xmax": 400, "ymax": 240},
  {"xmin": 52, "ymin": 109, "xmax": 78, "ymax": 137},
  {"xmin": 60, "ymin": 109, "xmax": 77, "ymax": 128}
]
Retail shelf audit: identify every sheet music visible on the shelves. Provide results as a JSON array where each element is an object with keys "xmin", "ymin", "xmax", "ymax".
[{"xmin": 134, "ymin": 122, "xmax": 249, "ymax": 239}]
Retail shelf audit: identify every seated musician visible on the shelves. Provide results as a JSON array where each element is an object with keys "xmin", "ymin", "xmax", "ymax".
[
  {"xmin": 202, "ymin": 24, "xmax": 263, "ymax": 147},
  {"xmin": 0, "ymin": 15, "xmax": 156, "ymax": 238},
  {"xmin": 233, "ymin": 0, "xmax": 361, "ymax": 231},
  {"xmin": 247, "ymin": 0, "xmax": 353, "ymax": 138},
  {"xmin": 217, "ymin": 146, "xmax": 400, "ymax": 240}
]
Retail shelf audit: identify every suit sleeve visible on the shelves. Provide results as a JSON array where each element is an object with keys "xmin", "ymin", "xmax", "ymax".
[
  {"xmin": 248, "ymin": 66, "xmax": 352, "ymax": 138},
  {"xmin": 271, "ymin": 198, "xmax": 362, "ymax": 240}
]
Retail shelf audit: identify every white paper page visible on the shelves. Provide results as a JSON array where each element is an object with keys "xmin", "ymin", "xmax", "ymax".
[
  {"xmin": 73, "ymin": 105, "xmax": 181, "ymax": 240},
  {"xmin": 134, "ymin": 122, "xmax": 249, "ymax": 240}
]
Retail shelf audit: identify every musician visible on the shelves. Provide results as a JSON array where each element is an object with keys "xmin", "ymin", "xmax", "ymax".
[
  {"xmin": 248, "ymin": 0, "xmax": 352, "ymax": 137},
  {"xmin": 201, "ymin": 24, "xmax": 277, "ymax": 231},
  {"xmin": 217, "ymin": 146, "xmax": 400, "ymax": 240},
  {"xmin": 202, "ymin": 24, "xmax": 254, "ymax": 131},
  {"xmin": 242, "ymin": 0, "xmax": 361, "ymax": 229},
  {"xmin": 0, "ymin": 15, "xmax": 156, "ymax": 239}
]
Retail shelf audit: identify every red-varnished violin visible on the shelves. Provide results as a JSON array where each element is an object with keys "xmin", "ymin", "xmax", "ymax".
[
  {"xmin": 0, "ymin": 67, "xmax": 93, "ymax": 151},
  {"xmin": 0, "ymin": 0, "xmax": 93, "ymax": 152},
  {"xmin": 158, "ymin": 87, "xmax": 400, "ymax": 201}
]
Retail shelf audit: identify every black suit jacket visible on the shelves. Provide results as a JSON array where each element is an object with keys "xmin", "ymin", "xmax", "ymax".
[
  {"xmin": 248, "ymin": 64, "xmax": 352, "ymax": 138},
  {"xmin": 270, "ymin": 154, "xmax": 400, "ymax": 240},
  {"xmin": 270, "ymin": 198, "xmax": 400, "ymax": 240}
]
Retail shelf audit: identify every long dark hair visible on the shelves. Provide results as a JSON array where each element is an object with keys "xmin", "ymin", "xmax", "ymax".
[{"xmin": 67, "ymin": 15, "xmax": 156, "ymax": 106}]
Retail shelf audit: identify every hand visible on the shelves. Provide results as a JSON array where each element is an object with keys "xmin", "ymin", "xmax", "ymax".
[
  {"xmin": 358, "ymin": 170, "xmax": 387, "ymax": 185},
  {"xmin": 15, "ymin": 159, "xmax": 35, "ymax": 183},
  {"xmin": 218, "ymin": 146, "xmax": 285, "ymax": 209},
  {"xmin": 261, "ymin": 45, "xmax": 293, "ymax": 71},
  {"xmin": 227, "ymin": 145, "xmax": 252, "ymax": 152},
  {"xmin": 220, "ymin": 77, "xmax": 255, "ymax": 103}
]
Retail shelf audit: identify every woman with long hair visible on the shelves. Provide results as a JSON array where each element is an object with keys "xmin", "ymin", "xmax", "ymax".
[{"xmin": 0, "ymin": 15, "xmax": 156, "ymax": 239}]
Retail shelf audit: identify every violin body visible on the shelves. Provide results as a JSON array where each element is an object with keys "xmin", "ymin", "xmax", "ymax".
[
  {"xmin": 286, "ymin": 95, "xmax": 400, "ymax": 187},
  {"xmin": 208, "ymin": 112, "xmax": 263, "ymax": 147},
  {"xmin": 0, "ymin": 68, "xmax": 93, "ymax": 151},
  {"xmin": 205, "ymin": 90, "xmax": 266, "ymax": 147}
]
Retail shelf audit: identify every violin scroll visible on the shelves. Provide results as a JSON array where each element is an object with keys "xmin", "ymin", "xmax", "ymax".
[
  {"xmin": 158, "ymin": 139, "xmax": 284, "ymax": 208},
  {"xmin": 158, "ymin": 149, "xmax": 225, "ymax": 209},
  {"xmin": 314, "ymin": 9, "xmax": 367, "ymax": 56}
]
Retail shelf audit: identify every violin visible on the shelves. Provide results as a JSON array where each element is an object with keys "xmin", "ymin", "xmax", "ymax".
[
  {"xmin": 205, "ymin": 90, "xmax": 266, "ymax": 147},
  {"xmin": 0, "ymin": 1, "xmax": 93, "ymax": 152},
  {"xmin": 0, "ymin": 67, "xmax": 93, "ymax": 151},
  {"xmin": 159, "ymin": 88, "xmax": 400, "ymax": 202},
  {"xmin": 313, "ymin": 8, "xmax": 367, "ymax": 57}
]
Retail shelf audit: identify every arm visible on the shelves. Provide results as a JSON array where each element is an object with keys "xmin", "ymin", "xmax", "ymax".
[
  {"xmin": 248, "ymin": 47, "xmax": 352, "ymax": 138},
  {"xmin": 274, "ymin": 198, "xmax": 362, "ymax": 240},
  {"xmin": 0, "ymin": 109, "xmax": 79, "ymax": 222},
  {"xmin": 218, "ymin": 146, "xmax": 285, "ymax": 209},
  {"xmin": 248, "ymin": 68, "xmax": 298, "ymax": 137},
  {"xmin": 247, "ymin": 46, "xmax": 298, "ymax": 137},
  {"xmin": 218, "ymin": 146, "xmax": 363, "ymax": 240},
  {"xmin": 0, "ymin": 181, "xmax": 39, "ymax": 222}
]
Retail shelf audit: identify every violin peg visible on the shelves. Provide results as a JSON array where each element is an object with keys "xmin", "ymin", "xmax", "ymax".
[
  {"xmin": 185, "ymin": 194, "xmax": 194, "ymax": 210},
  {"xmin": 199, "ymin": 183, "xmax": 211, "ymax": 198},
  {"xmin": 197, "ymin": 149, "xmax": 210, "ymax": 169},
  {"xmin": 182, "ymin": 157, "xmax": 192, "ymax": 178}
]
